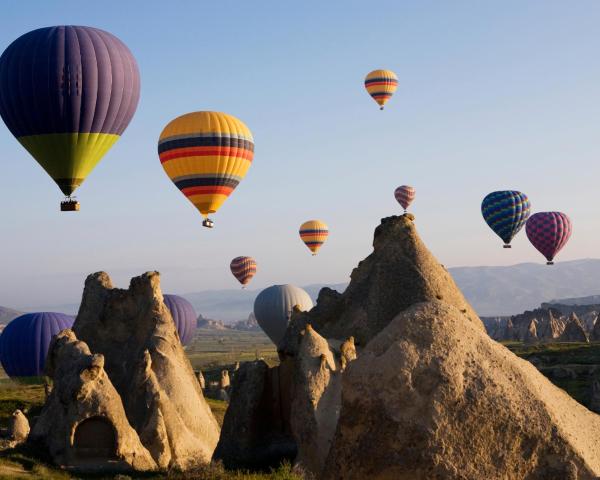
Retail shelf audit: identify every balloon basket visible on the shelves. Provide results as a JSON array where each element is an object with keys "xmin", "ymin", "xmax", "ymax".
[
  {"xmin": 202, "ymin": 218, "xmax": 214, "ymax": 228},
  {"xmin": 503, "ymin": 244, "xmax": 511, "ymax": 249},
  {"xmin": 60, "ymin": 198, "xmax": 80, "ymax": 212},
  {"xmin": 546, "ymin": 261, "xmax": 554, "ymax": 266}
]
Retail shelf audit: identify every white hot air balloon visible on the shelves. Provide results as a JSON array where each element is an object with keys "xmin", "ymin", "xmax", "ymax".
[{"xmin": 253, "ymin": 284, "xmax": 313, "ymax": 345}]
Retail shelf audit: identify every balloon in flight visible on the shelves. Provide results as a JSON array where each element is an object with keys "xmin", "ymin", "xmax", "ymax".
[
  {"xmin": 230, "ymin": 256, "xmax": 257, "ymax": 288},
  {"xmin": 394, "ymin": 185, "xmax": 415, "ymax": 212},
  {"xmin": 299, "ymin": 220, "xmax": 329, "ymax": 255},
  {"xmin": 163, "ymin": 294, "xmax": 197, "ymax": 346},
  {"xmin": 525, "ymin": 212, "xmax": 572, "ymax": 265},
  {"xmin": 364, "ymin": 69, "xmax": 398, "ymax": 110},
  {"xmin": 481, "ymin": 191, "xmax": 531, "ymax": 248},
  {"xmin": 253, "ymin": 285, "xmax": 313, "ymax": 345},
  {"xmin": 158, "ymin": 112, "xmax": 254, "ymax": 228},
  {"xmin": 0, "ymin": 312, "xmax": 74, "ymax": 377},
  {"xmin": 0, "ymin": 26, "xmax": 141, "ymax": 211}
]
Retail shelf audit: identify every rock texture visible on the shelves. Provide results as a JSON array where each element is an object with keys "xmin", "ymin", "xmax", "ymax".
[
  {"xmin": 323, "ymin": 301, "xmax": 600, "ymax": 479},
  {"xmin": 32, "ymin": 271, "xmax": 220, "ymax": 472},
  {"xmin": 31, "ymin": 330, "xmax": 156, "ymax": 471},
  {"xmin": 8, "ymin": 410, "xmax": 29, "ymax": 444},
  {"xmin": 216, "ymin": 214, "xmax": 600, "ymax": 479}
]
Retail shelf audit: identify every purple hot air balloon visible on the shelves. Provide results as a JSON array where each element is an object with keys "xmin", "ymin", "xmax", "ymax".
[
  {"xmin": 525, "ymin": 212, "xmax": 572, "ymax": 265},
  {"xmin": 0, "ymin": 26, "xmax": 141, "ymax": 210},
  {"xmin": 163, "ymin": 294, "xmax": 197, "ymax": 346},
  {"xmin": 394, "ymin": 185, "xmax": 415, "ymax": 212},
  {"xmin": 0, "ymin": 312, "xmax": 74, "ymax": 377}
]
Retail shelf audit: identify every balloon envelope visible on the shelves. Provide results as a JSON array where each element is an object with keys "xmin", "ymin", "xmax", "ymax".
[
  {"xmin": 0, "ymin": 26, "xmax": 140, "ymax": 196},
  {"xmin": 394, "ymin": 185, "xmax": 415, "ymax": 211},
  {"xmin": 299, "ymin": 220, "xmax": 329, "ymax": 255},
  {"xmin": 230, "ymin": 256, "xmax": 257, "ymax": 286},
  {"xmin": 525, "ymin": 212, "xmax": 572, "ymax": 264},
  {"xmin": 0, "ymin": 312, "xmax": 74, "ymax": 377},
  {"xmin": 253, "ymin": 285, "xmax": 313, "ymax": 345},
  {"xmin": 163, "ymin": 294, "xmax": 197, "ymax": 346},
  {"xmin": 158, "ymin": 112, "xmax": 254, "ymax": 222},
  {"xmin": 364, "ymin": 69, "xmax": 398, "ymax": 109},
  {"xmin": 481, "ymin": 191, "xmax": 531, "ymax": 247}
]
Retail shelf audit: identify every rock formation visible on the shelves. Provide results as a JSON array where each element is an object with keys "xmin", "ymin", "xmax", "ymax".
[
  {"xmin": 219, "ymin": 370, "xmax": 231, "ymax": 389},
  {"xmin": 8, "ymin": 410, "xmax": 29, "ymax": 444},
  {"xmin": 197, "ymin": 371, "xmax": 206, "ymax": 390},
  {"xmin": 216, "ymin": 214, "xmax": 600, "ymax": 479},
  {"xmin": 591, "ymin": 314, "xmax": 600, "ymax": 341},
  {"xmin": 31, "ymin": 271, "xmax": 220, "ymax": 472},
  {"xmin": 524, "ymin": 319, "xmax": 538, "ymax": 343},
  {"xmin": 559, "ymin": 313, "xmax": 589, "ymax": 343}
]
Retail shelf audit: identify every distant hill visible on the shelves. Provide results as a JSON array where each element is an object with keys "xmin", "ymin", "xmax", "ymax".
[
  {"xmin": 0, "ymin": 306, "xmax": 23, "ymax": 325},
  {"xmin": 544, "ymin": 294, "xmax": 600, "ymax": 306},
  {"xmin": 448, "ymin": 259, "xmax": 600, "ymax": 316}
]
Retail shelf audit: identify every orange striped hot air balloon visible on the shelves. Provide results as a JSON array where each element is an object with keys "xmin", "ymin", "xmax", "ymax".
[
  {"xmin": 364, "ymin": 69, "xmax": 398, "ymax": 110},
  {"xmin": 158, "ymin": 112, "xmax": 254, "ymax": 228},
  {"xmin": 230, "ymin": 256, "xmax": 257, "ymax": 288},
  {"xmin": 299, "ymin": 220, "xmax": 329, "ymax": 255}
]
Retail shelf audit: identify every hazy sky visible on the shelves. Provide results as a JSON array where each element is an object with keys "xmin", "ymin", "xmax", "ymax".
[{"xmin": 1, "ymin": 1, "xmax": 599, "ymax": 310}]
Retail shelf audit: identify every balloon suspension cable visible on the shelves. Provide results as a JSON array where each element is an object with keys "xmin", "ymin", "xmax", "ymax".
[{"xmin": 503, "ymin": 244, "xmax": 511, "ymax": 249}]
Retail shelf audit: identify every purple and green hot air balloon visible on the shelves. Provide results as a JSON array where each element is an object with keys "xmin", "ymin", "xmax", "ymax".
[
  {"xmin": 525, "ymin": 212, "xmax": 572, "ymax": 265},
  {"xmin": 0, "ymin": 26, "xmax": 141, "ymax": 211},
  {"xmin": 163, "ymin": 294, "xmax": 197, "ymax": 346},
  {"xmin": 481, "ymin": 191, "xmax": 531, "ymax": 248},
  {"xmin": 0, "ymin": 312, "xmax": 74, "ymax": 377}
]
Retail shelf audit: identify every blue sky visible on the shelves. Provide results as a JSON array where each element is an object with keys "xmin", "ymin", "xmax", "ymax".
[{"xmin": 1, "ymin": 1, "xmax": 599, "ymax": 310}]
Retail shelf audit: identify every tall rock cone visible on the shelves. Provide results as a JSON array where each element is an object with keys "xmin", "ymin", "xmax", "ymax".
[
  {"xmin": 69, "ymin": 271, "xmax": 220, "ymax": 470},
  {"xmin": 281, "ymin": 214, "xmax": 481, "ymax": 350},
  {"xmin": 559, "ymin": 312, "xmax": 589, "ymax": 343}
]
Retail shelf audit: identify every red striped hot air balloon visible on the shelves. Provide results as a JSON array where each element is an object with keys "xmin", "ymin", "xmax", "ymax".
[
  {"xmin": 394, "ymin": 185, "xmax": 415, "ymax": 212},
  {"xmin": 364, "ymin": 69, "xmax": 398, "ymax": 110},
  {"xmin": 299, "ymin": 220, "xmax": 329, "ymax": 255},
  {"xmin": 525, "ymin": 212, "xmax": 572, "ymax": 265},
  {"xmin": 230, "ymin": 256, "xmax": 257, "ymax": 288}
]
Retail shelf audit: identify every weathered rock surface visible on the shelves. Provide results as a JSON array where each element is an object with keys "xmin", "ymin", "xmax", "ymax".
[
  {"xmin": 32, "ymin": 271, "xmax": 219, "ymax": 472},
  {"xmin": 560, "ymin": 313, "xmax": 589, "ymax": 343},
  {"xmin": 8, "ymin": 410, "xmax": 29, "ymax": 444},
  {"xmin": 323, "ymin": 301, "xmax": 600, "ymax": 480},
  {"xmin": 30, "ymin": 330, "xmax": 156, "ymax": 472}
]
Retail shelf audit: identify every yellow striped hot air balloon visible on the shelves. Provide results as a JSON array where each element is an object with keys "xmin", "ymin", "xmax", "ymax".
[
  {"xmin": 364, "ymin": 69, "xmax": 398, "ymax": 110},
  {"xmin": 299, "ymin": 220, "xmax": 329, "ymax": 255},
  {"xmin": 158, "ymin": 112, "xmax": 254, "ymax": 228}
]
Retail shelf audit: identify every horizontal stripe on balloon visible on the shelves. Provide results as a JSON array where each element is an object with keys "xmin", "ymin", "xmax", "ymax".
[
  {"xmin": 365, "ymin": 79, "xmax": 399, "ymax": 85},
  {"xmin": 175, "ymin": 177, "xmax": 240, "ymax": 189},
  {"xmin": 158, "ymin": 136, "xmax": 254, "ymax": 154},
  {"xmin": 183, "ymin": 186, "xmax": 234, "ymax": 196},
  {"xmin": 159, "ymin": 146, "xmax": 254, "ymax": 163}
]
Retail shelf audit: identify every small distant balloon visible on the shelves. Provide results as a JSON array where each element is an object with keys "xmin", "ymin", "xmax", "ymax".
[
  {"xmin": 163, "ymin": 294, "xmax": 197, "ymax": 346},
  {"xmin": 0, "ymin": 313, "xmax": 74, "ymax": 377},
  {"xmin": 230, "ymin": 256, "xmax": 257, "ymax": 288},
  {"xmin": 525, "ymin": 212, "xmax": 572, "ymax": 265},
  {"xmin": 158, "ymin": 111, "xmax": 254, "ymax": 228},
  {"xmin": 253, "ymin": 285, "xmax": 313, "ymax": 345},
  {"xmin": 394, "ymin": 185, "xmax": 415, "ymax": 212},
  {"xmin": 481, "ymin": 191, "xmax": 531, "ymax": 248},
  {"xmin": 364, "ymin": 69, "xmax": 398, "ymax": 110},
  {"xmin": 299, "ymin": 220, "xmax": 329, "ymax": 255}
]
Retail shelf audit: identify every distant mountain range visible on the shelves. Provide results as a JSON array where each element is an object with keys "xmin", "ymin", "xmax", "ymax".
[
  {"xmin": 0, "ymin": 306, "xmax": 22, "ymax": 325},
  {"xmin": 5, "ymin": 259, "xmax": 600, "ymax": 321}
]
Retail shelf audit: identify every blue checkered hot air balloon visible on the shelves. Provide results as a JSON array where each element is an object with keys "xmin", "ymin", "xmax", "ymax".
[{"xmin": 481, "ymin": 191, "xmax": 531, "ymax": 248}]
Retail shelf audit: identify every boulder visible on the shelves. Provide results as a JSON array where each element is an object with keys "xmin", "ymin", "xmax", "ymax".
[
  {"xmin": 30, "ymin": 330, "xmax": 156, "ymax": 472},
  {"xmin": 8, "ymin": 410, "xmax": 29, "ymax": 444},
  {"xmin": 323, "ymin": 301, "xmax": 600, "ymax": 480}
]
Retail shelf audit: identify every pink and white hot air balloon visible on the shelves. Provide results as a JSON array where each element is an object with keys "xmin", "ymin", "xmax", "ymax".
[
  {"xmin": 230, "ymin": 256, "xmax": 257, "ymax": 288},
  {"xmin": 525, "ymin": 212, "xmax": 572, "ymax": 265},
  {"xmin": 394, "ymin": 185, "xmax": 415, "ymax": 212}
]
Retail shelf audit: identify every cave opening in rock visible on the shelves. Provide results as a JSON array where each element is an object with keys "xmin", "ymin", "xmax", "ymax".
[{"xmin": 73, "ymin": 416, "xmax": 117, "ymax": 460}]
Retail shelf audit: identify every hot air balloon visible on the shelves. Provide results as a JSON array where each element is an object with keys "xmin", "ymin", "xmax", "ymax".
[
  {"xmin": 253, "ymin": 285, "xmax": 313, "ymax": 345},
  {"xmin": 0, "ymin": 312, "xmax": 74, "ymax": 377},
  {"xmin": 163, "ymin": 294, "xmax": 197, "ymax": 346},
  {"xmin": 394, "ymin": 185, "xmax": 415, "ymax": 212},
  {"xmin": 299, "ymin": 220, "xmax": 329, "ymax": 255},
  {"xmin": 158, "ymin": 112, "xmax": 254, "ymax": 228},
  {"xmin": 230, "ymin": 256, "xmax": 257, "ymax": 288},
  {"xmin": 364, "ymin": 69, "xmax": 398, "ymax": 110},
  {"xmin": 481, "ymin": 191, "xmax": 531, "ymax": 248},
  {"xmin": 525, "ymin": 212, "xmax": 572, "ymax": 265},
  {"xmin": 0, "ymin": 26, "xmax": 141, "ymax": 211}
]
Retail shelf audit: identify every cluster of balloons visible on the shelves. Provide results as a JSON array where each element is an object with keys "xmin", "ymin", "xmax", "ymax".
[{"xmin": 481, "ymin": 190, "xmax": 572, "ymax": 265}]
